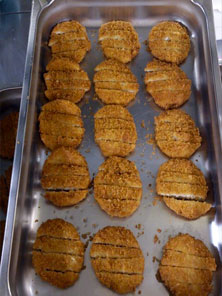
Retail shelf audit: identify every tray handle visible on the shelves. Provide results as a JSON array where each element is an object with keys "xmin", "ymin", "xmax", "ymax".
[{"xmin": 0, "ymin": 1, "xmax": 41, "ymax": 295}]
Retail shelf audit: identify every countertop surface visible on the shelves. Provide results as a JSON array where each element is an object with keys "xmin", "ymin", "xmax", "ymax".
[{"xmin": 0, "ymin": 0, "xmax": 221, "ymax": 90}]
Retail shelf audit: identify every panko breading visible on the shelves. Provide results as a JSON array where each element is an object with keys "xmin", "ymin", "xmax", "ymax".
[
  {"xmin": 44, "ymin": 57, "xmax": 91, "ymax": 103},
  {"xmin": 94, "ymin": 59, "xmax": 139, "ymax": 106},
  {"xmin": 94, "ymin": 105, "xmax": 137, "ymax": 157},
  {"xmin": 38, "ymin": 100, "xmax": 84, "ymax": 150},
  {"xmin": 98, "ymin": 21, "xmax": 140, "ymax": 63},
  {"xmin": 163, "ymin": 197, "xmax": 211, "ymax": 220},
  {"xmin": 154, "ymin": 109, "xmax": 202, "ymax": 158},
  {"xmin": 41, "ymin": 147, "xmax": 90, "ymax": 207},
  {"xmin": 90, "ymin": 226, "xmax": 144, "ymax": 294},
  {"xmin": 32, "ymin": 219, "xmax": 84, "ymax": 289},
  {"xmin": 156, "ymin": 159, "xmax": 208, "ymax": 200},
  {"xmin": 148, "ymin": 21, "xmax": 190, "ymax": 64},
  {"xmin": 0, "ymin": 166, "xmax": 12, "ymax": 214},
  {"xmin": 0, "ymin": 112, "xmax": 18, "ymax": 159},
  {"xmin": 159, "ymin": 233, "xmax": 216, "ymax": 296},
  {"xmin": 94, "ymin": 156, "xmax": 142, "ymax": 217},
  {"xmin": 0, "ymin": 220, "xmax": 5, "ymax": 262},
  {"xmin": 49, "ymin": 21, "xmax": 91, "ymax": 63},
  {"xmin": 144, "ymin": 59, "xmax": 191, "ymax": 109}
]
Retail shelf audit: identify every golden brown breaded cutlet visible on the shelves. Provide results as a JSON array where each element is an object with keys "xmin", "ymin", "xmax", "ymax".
[
  {"xmin": 154, "ymin": 109, "xmax": 202, "ymax": 158},
  {"xmin": 99, "ymin": 21, "xmax": 140, "ymax": 63},
  {"xmin": 41, "ymin": 147, "xmax": 90, "ymax": 207},
  {"xmin": 148, "ymin": 21, "xmax": 190, "ymax": 64},
  {"xmin": 0, "ymin": 112, "xmax": 18, "ymax": 159},
  {"xmin": 94, "ymin": 59, "xmax": 139, "ymax": 106},
  {"xmin": 38, "ymin": 99, "xmax": 85, "ymax": 150},
  {"xmin": 90, "ymin": 226, "xmax": 144, "ymax": 294},
  {"xmin": 159, "ymin": 233, "xmax": 216, "ymax": 296},
  {"xmin": 94, "ymin": 105, "xmax": 137, "ymax": 157},
  {"xmin": 94, "ymin": 156, "xmax": 142, "ymax": 217},
  {"xmin": 0, "ymin": 166, "xmax": 12, "ymax": 214},
  {"xmin": 163, "ymin": 197, "xmax": 211, "ymax": 220},
  {"xmin": 32, "ymin": 219, "xmax": 84, "ymax": 289},
  {"xmin": 144, "ymin": 59, "xmax": 191, "ymax": 109},
  {"xmin": 44, "ymin": 57, "xmax": 91, "ymax": 103},
  {"xmin": 156, "ymin": 159, "xmax": 208, "ymax": 201},
  {"xmin": 156, "ymin": 158, "xmax": 210, "ymax": 219},
  {"xmin": 48, "ymin": 20, "xmax": 91, "ymax": 63}
]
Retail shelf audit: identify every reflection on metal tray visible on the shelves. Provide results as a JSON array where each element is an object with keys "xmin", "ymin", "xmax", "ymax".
[{"xmin": 0, "ymin": 0, "xmax": 222, "ymax": 295}]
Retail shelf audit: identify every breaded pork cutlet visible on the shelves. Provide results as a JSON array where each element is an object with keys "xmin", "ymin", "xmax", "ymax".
[
  {"xmin": 94, "ymin": 105, "xmax": 137, "ymax": 157},
  {"xmin": 90, "ymin": 226, "xmax": 144, "ymax": 294},
  {"xmin": 156, "ymin": 159, "xmax": 211, "ymax": 220},
  {"xmin": 41, "ymin": 147, "xmax": 90, "ymax": 207},
  {"xmin": 0, "ymin": 166, "xmax": 12, "ymax": 214},
  {"xmin": 99, "ymin": 21, "xmax": 140, "ymax": 63},
  {"xmin": 159, "ymin": 233, "xmax": 217, "ymax": 296},
  {"xmin": 0, "ymin": 112, "xmax": 18, "ymax": 159},
  {"xmin": 38, "ymin": 99, "xmax": 84, "ymax": 150},
  {"xmin": 48, "ymin": 20, "xmax": 91, "ymax": 63},
  {"xmin": 94, "ymin": 156, "xmax": 142, "ymax": 217},
  {"xmin": 154, "ymin": 109, "xmax": 202, "ymax": 158},
  {"xmin": 32, "ymin": 219, "xmax": 85, "ymax": 289},
  {"xmin": 144, "ymin": 59, "xmax": 191, "ymax": 109},
  {"xmin": 94, "ymin": 59, "xmax": 139, "ymax": 106},
  {"xmin": 44, "ymin": 57, "xmax": 91, "ymax": 103},
  {"xmin": 148, "ymin": 21, "xmax": 190, "ymax": 64}
]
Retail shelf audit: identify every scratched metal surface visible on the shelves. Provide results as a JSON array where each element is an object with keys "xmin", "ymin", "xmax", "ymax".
[{"xmin": 0, "ymin": 0, "xmax": 222, "ymax": 295}]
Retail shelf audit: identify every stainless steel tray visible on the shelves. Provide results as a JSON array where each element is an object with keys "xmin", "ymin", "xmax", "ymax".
[
  {"xmin": 0, "ymin": 87, "xmax": 21, "ymax": 221},
  {"xmin": 1, "ymin": 0, "xmax": 222, "ymax": 295}
]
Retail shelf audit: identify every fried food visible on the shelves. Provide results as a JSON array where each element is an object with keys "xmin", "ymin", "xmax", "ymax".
[
  {"xmin": 94, "ymin": 105, "xmax": 137, "ymax": 157},
  {"xmin": 94, "ymin": 59, "xmax": 139, "ymax": 106},
  {"xmin": 148, "ymin": 21, "xmax": 190, "ymax": 64},
  {"xmin": 98, "ymin": 21, "xmax": 140, "ymax": 63},
  {"xmin": 49, "ymin": 20, "xmax": 91, "ymax": 63},
  {"xmin": 32, "ymin": 218, "xmax": 84, "ymax": 288},
  {"xmin": 0, "ymin": 220, "xmax": 5, "ymax": 262},
  {"xmin": 0, "ymin": 112, "xmax": 18, "ymax": 159},
  {"xmin": 156, "ymin": 159, "xmax": 210, "ymax": 219},
  {"xmin": 90, "ymin": 226, "xmax": 144, "ymax": 294},
  {"xmin": 44, "ymin": 57, "xmax": 91, "ymax": 103},
  {"xmin": 0, "ymin": 166, "xmax": 12, "ymax": 214},
  {"xmin": 154, "ymin": 109, "xmax": 202, "ymax": 158},
  {"xmin": 38, "ymin": 99, "xmax": 84, "ymax": 150},
  {"xmin": 163, "ymin": 197, "xmax": 211, "ymax": 220},
  {"xmin": 144, "ymin": 59, "xmax": 191, "ymax": 109},
  {"xmin": 159, "ymin": 233, "xmax": 216, "ymax": 296},
  {"xmin": 156, "ymin": 159, "xmax": 208, "ymax": 200},
  {"xmin": 41, "ymin": 147, "xmax": 90, "ymax": 207},
  {"xmin": 94, "ymin": 156, "xmax": 142, "ymax": 217}
]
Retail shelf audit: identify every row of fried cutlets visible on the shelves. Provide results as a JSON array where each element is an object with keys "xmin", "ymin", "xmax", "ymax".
[{"xmin": 33, "ymin": 19, "xmax": 216, "ymax": 295}]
